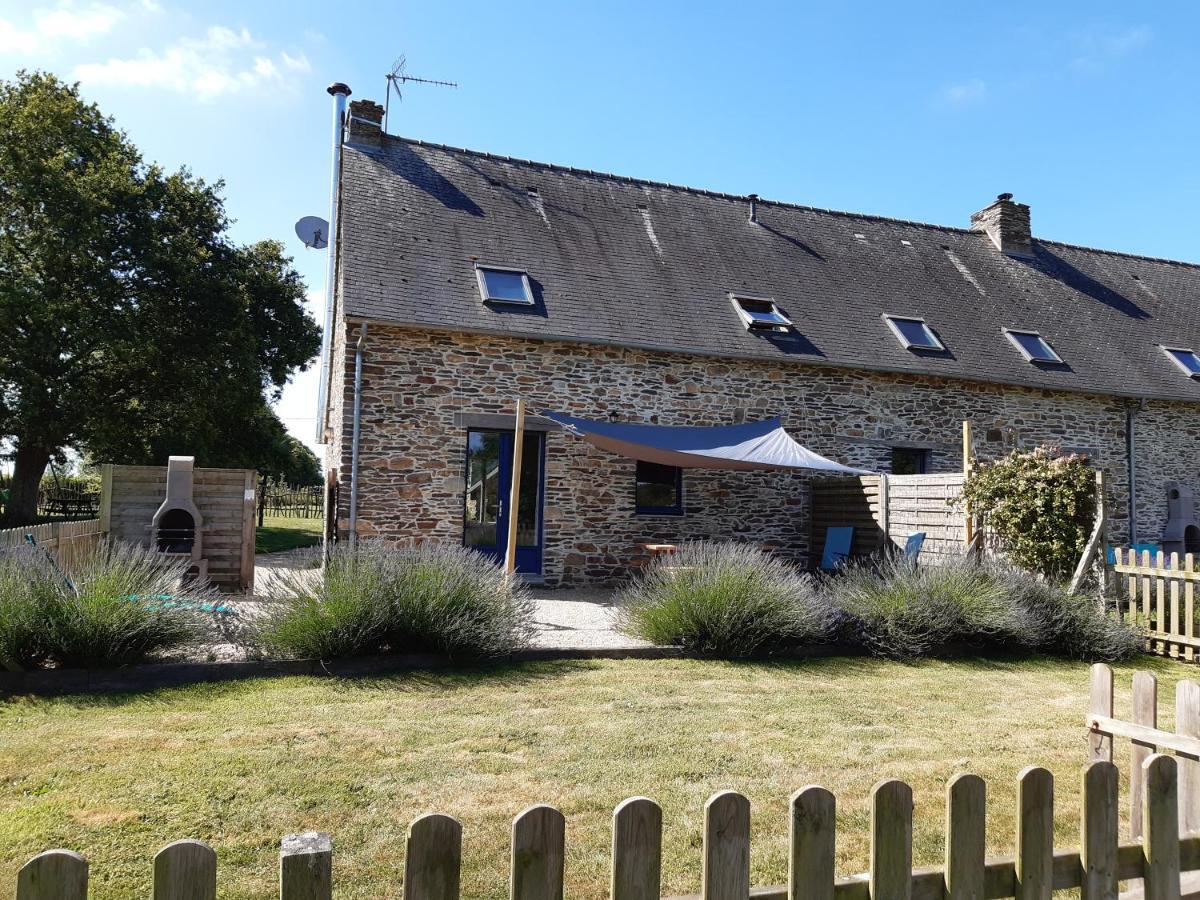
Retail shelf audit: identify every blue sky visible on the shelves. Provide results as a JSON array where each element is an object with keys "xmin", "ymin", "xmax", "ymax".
[{"xmin": 3, "ymin": 0, "xmax": 1197, "ymax": 458}]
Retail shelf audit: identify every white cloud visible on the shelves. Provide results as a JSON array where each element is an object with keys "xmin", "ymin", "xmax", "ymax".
[
  {"xmin": 1072, "ymin": 24, "xmax": 1152, "ymax": 71},
  {"xmin": 939, "ymin": 79, "xmax": 987, "ymax": 106},
  {"xmin": 74, "ymin": 25, "xmax": 310, "ymax": 100},
  {"xmin": 0, "ymin": 1, "xmax": 123, "ymax": 54}
]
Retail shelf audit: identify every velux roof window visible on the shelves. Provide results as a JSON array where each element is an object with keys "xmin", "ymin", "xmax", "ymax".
[
  {"xmin": 1163, "ymin": 346, "xmax": 1200, "ymax": 379},
  {"xmin": 883, "ymin": 315, "xmax": 945, "ymax": 352},
  {"xmin": 731, "ymin": 294, "xmax": 792, "ymax": 332},
  {"xmin": 476, "ymin": 265, "xmax": 534, "ymax": 306},
  {"xmin": 1004, "ymin": 329, "xmax": 1063, "ymax": 364}
]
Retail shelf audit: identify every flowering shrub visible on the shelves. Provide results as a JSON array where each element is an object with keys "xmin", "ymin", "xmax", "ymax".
[{"xmin": 960, "ymin": 447, "xmax": 1097, "ymax": 581}]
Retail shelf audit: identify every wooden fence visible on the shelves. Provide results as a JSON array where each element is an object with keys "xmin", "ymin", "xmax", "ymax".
[
  {"xmin": 1111, "ymin": 549, "xmax": 1198, "ymax": 660},
  {"xmin": 1088, "ymin": 664, "xmax": 1200, "ymax": 844},
  {"xmin": 810, "ymin": 473, "xmax": 969, "ymax": 568},
  {"xmin": 0, "ymin": 519, "xmax": 105, "ymax": 572},
  {"xmin": 16, "ymin": 761, "xmax": 1200, "ymax": 900}
]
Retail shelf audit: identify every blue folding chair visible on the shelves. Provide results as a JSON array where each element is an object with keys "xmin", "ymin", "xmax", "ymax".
[
  {"xmin": 820, "ymin": 526, "xmax": 855, "ymax": 572},
  {"xmin": 903, "ymin": 532, "xmax": 926, "ymax": 564}
]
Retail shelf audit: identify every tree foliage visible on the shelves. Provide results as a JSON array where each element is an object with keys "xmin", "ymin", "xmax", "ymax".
[
  {"xmin": 0, "ymin": 71, "xmax": 320, "ymax": 524},
  {"xmin": 960, "ymin": 446, "xmax": 1098, "ymax": 580}
]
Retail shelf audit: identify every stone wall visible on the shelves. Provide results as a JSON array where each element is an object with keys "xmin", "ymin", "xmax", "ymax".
[{"xmin": 329, "ymin": 323, "xmax": 1200, "ymax": 585}]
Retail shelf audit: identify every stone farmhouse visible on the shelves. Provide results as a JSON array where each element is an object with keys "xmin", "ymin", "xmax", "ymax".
[{"xmin": 318, "ymin": 95, "xmax": 1200, "ymax": 585}]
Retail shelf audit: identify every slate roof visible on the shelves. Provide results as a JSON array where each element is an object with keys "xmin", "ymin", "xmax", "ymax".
[{"xmin": 338, "ymin": 132, "xmax": 1200, "ymax": 403}]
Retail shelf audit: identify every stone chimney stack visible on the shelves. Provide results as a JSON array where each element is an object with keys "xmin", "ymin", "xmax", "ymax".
[
  {"xmin": 970, "ymin": 193, "xmax": 1033, "ymax": 258},
  {"xmin": 347, "ymin": 99, "xmax": 384, "ymax": 146}
]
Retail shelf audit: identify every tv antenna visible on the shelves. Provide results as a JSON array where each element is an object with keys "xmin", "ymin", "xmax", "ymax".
[{"xmin": 384, "ymin": 55, "xmax": 457, "ymax": 133}]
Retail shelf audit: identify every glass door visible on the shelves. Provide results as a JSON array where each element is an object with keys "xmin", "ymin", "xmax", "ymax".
[{"xmin": 464, "ymin": 429, "xmax": 544, "ymax": 574}]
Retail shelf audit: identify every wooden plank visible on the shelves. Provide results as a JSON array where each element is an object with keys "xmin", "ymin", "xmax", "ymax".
[
  {"xmin": 1016, "ymin": 766, "xmax": 1054, "ymax": 900},
  {"xmin": 280, "ymin": 832, "xmax": 332, "ymax": 900},
  {"xmin": 511, "ymin": 804, "xmax": 565, "ymax": 900},
  {"xmin": 1171, "ymin": 555, "xmax": 1182, "ymax": 658},
  {"xmin": 1188, "ymin": 554, "xmax": 1196, "ymax": 663},
  {"xmin": 1081, "ymin": 761, "xmax": 1119, "ymax": 900},
  {"xmin": 1133, "ymin": 672, "xmax": 1160, "ymax": 840},
  {"xmin": 1178, "ymin": 681, "xmax": 1200, "ymax": 836},
  {"xmin": 1143, "ymin": 755, "xmax": 1181, "ymax": 900},
  {"xmin": 946, "ymin": 773, "xmax": 986, "ymax": 900},
  {"xmin": 612, "ymin": 797, "xmax": 661, "ymax": 900},
  {"xmin": 17, "ymin": 850, "xmax": 88, "ymax": 900},
  {"xmin": 153, "ymin": 839, "xmax": 216, "ymax": 900},
  {"xmin": 870, "ymin": 779, "xmax": 912, "ymax": 900},
  {"xmin": 405, "ymin": 813, "xmax": 462, "ymax": 900},
  {"xmin": 702, "ymin": 791, "xmax": 750, "ymax": 900},
  {"xmin": 790, "ymin": 786, "xmax": 835, "ymax": 900},
  {"xmin": 240, "ymin": 469, "xmax": 257, "ymax": 592},
  {"xmin": 1090, "ymin": 664, "xmax": 1115, "ymax": 763},
  {"xmin": 1158, "ymin": 551, "xmax": 1168, "ymax": 654}
]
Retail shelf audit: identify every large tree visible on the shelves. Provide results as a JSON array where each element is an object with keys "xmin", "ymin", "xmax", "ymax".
[{"xmin": 0, "ymin": 72, "xmax": 320, "ymax": 525}]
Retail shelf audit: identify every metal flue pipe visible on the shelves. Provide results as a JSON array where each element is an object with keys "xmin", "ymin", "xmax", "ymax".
[{"xmin": 314, "ymin": 82, "xmax": 351, "ymax": 446}]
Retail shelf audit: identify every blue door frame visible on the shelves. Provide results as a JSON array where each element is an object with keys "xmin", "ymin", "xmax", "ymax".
[{"xmin": 463, "ymin": 429, "xmax": 545, "ymax": 575}]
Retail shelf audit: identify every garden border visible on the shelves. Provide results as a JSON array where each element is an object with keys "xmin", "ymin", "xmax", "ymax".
[{"xmin": 0, "ymin": 643, "xmax": 868, "ymax": 697}]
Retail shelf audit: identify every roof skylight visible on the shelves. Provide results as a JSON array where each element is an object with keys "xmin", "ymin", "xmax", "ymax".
[
  {"xmin": 476, "ymin": 265, "xmax": 534, "ymax": 306},
  {"xmin": 1163, "ymin": 346, "xmax": 1200, "ymax": 379},
  {"xmin": 1004, "ymin": 329, "xmax": 1063, "ymax": 364},
  {"xmin": 731, "ymin": 294, "xmax": 792, "ymax": 333},
  {"xmin": 883, "ymin": 315, "xmax": 945, "ymax": 352}
]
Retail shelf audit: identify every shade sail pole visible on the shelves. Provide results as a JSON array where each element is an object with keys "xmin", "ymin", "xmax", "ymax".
[{"xmin": 505, "ymin": 399, "xmax": 526, "ymax": 575}]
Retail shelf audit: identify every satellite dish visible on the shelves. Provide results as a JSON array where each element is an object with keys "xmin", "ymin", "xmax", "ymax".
[{"xmin": 294, "ymin": 215, "xmax": 329, "ymax": 249}]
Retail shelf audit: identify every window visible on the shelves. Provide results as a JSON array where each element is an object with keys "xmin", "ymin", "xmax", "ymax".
[
  {"xmin": 476, "ymin": 265, "xmax": 534, "ymax": 305},
  {"xmin": 730, "ymin": 294, "xmax": 792, "ymax": 332},
  {"xmin": 1004, "ymin": 329, "xmax": 1063, "ymax": 364},
  {"xmin": 635, "ymin": 461, "xmax": 682, "ymax": 515},
  {"xmin": 891, "ymin": 447, "xmax": 929, "ymax": 475},
  {"xmin": 883, "ymin": 315, "xmax": 945, "ymax": 351},
  {"xmin": 1163, "ymin": 346, "xmax": 1200, "ymax": 379}
]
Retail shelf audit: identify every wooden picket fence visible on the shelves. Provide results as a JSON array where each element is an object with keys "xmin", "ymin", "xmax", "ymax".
[
  {"xmin": 16, "ymin": 761, "xmax": 1200, "ymax": 900},
  {"xmin": 1111, "ymin": 549, "xmax": 1198, "ymax": 660},
  {"xmin": 1088, "ymin": 664, "xmax": 1200, "ymax": 844},
  {"xmin": 0, "ymin": 519, "xmax": 104, "ymax": 573}
]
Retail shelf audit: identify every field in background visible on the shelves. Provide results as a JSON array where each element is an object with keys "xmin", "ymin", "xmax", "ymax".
[
  {"xmin": 0, "ymin": 656, "xmax": 1183, "ymax": 899},
  {"xmin": 255, "ymin": 515, "xmax": 321, "ymax": 554}
]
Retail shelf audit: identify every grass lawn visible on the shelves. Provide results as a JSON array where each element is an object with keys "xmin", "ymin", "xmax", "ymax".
[
  {"xmin": 0, "ymin": 656, "xmax": 1184, "ymax": 899},
  {"xmin": 254, "ymin": 516, "xmax": 322, "ymax": 554}
]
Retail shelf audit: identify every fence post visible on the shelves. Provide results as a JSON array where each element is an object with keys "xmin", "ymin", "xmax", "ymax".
[
  {"xmin": 790, "ymin": 786, "xmax": 835, "ymax": 900},
  {"xmin": 1016, "ymin": 767, "xmax": 1053, "ymax": 900},
  {"xmin": 153, "ymin": 839, "xmax": 216, "ymax": 900},
  {"xmin": 702, "ymin": 791, "xmax": 750, "ymax": 900},
  {"xmin": 611, "ymin": 797, "xmax": 661, "ymax": 900},
  {"xmin": 1080, "ymin": 761, "xmax": 1118, "ymax": 900},
  {"xmin": 1132, "ymin": 671, "xmax": 1159, "ymax": 840},
  {"xmin": 1089, "ymin": 664, "xmax": 1115, "ymax": 763},
  {"xmin": 945, "ymin": 774, "xmax": 985, "ymax": 900},
  {"xmin": 280, "ymin": 832, "xmax": 332, "ymax": 900},
  {"xmin": 404, "ymin": 813, "xmax": 462, "ymax": 900},
  {"xmin": 16, "ymin": 850, "xmax": 87, "ymax": 900},
  {"xmin": 1177, "ymin": 681, "xmax": 1200, "ymax": 835},
  {"xmin": 1142, "ymin": 754, "xmax": 1181, "ymax": 900},
  {"xmin": 511, "ymin": 804, "xmax": 565, "ymax": 900},
  {"xmin": 870, "ymin": 779, "xmax": 912, "ymax": 900}
]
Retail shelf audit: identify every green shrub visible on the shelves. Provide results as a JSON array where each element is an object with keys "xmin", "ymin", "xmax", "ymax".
[
  {"xmin": 258, "ymin": 542, "xmax": 535, "ymax": 660},
  {"xmin": 0, "ymin": 542, "xmax": 207, "ymax": 669},
  {"xmin": 616, "ymin": 541, "xmax": 834, "ymax": 657},
  {"xmin": 831, "ymin": 556, "xmax": 1016, "ymax": 658},
  {"xmin": 829, "ymin": 555, "xmax": 1140, "ymax": 661},
  {"xmin": 960, "ymin": 447, "xmax": 1097, "ymax": 580}
]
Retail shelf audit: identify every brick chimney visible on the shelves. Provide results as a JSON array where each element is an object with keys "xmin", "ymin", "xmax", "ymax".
[
  {"xmin": 347, "ymin": 99, "xmax": 384, "ymax": 146},
  {"xmin": 970, "ymin": 193, "xmax": 1033, "ymax": 258}
]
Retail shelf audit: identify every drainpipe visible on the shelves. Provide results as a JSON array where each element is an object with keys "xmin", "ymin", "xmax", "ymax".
[
  {"xmin": 1127, "ymin": 399, "xmax": 1145, "ymax": 544},
  {"xmin": 315, "ymin": 82, "xmax": 352, "ymax": 447},
  {"xmin": 348, "ymin": 322, "xmax": 368, "ymax": 549}
]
